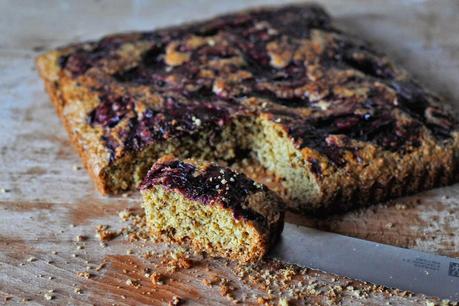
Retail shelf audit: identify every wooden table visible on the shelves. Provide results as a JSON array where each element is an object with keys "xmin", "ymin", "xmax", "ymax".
[{"xmin": 1, "ymin": 1, "xmax": 458, "ymax": 305}]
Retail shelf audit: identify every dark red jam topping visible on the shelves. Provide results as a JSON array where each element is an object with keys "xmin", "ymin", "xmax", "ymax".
[
  {"xmin": 140, "ymin": 160, "xmax": 267, "ymax": 223},
  {"xmin": 88, "ymin": 94, "xmax": 134, "ymax": 128},
  {"xmin": 57, "ymin": 4, "xmax": 456, "ymax": 167},
  {"xmin": 59, "ymin": 35, "xmax": 132, "ymax": 76},
  {"xmin": 90, "ymin": 94, "xmax": 238, "ymax": 160}
]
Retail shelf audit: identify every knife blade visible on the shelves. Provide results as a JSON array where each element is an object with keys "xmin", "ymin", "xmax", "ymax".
[{"xmin": 270, "ymin": 223, "xmax": 459, "ymax": 301}]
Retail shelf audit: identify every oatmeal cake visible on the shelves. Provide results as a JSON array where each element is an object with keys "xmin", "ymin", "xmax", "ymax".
[
  {"xmin": 140, "ymin": 156, "xmax": 285, "ymax": 263},
  {"xmin": 36, "ymin": 4, "xmax": 459, "ymax": 213}
]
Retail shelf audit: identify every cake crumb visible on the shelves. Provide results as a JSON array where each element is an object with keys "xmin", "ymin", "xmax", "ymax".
[
  {"xmin": 95, "ymin": 263, "xmax": 106, "ymax": 271},
  {"xmin": 44, "ymin": 293, "xmax": 54, "ymax": 300},
  {"xmin": 217, "ymin": 278, "xmax": 235, "ymax": 298},
  {"xmin": 169, "ymin": 296, "xmax": 182, "ymax": 306},
  {"xmin": 96, "ymin": 225, "xmax": 119, "ymax": 241},
  {"xmin": 118, "ymin": 209, "xmax": 131, "ymax": 221},
  {"xmin": 257, "ymin": 296, "xmax": 270, "ymax": 304},
  {"xmin": 202, "ymin": 275, "xmax": 220, "ymax": 287},
  {"xmin": 163, "ymin": 251, "xmax": 193, "ymax": 272},
  {"xmin": 278, "ymin": 298, "xmax": 290, "ymax": 306},
  {"xmin": 77, "ymin": 271, "xmax": 92, "ymax": 279},
  {"xmin": 126, "ymin": 279, "xmax": 141, "ymax": 288},
  {"xmin": 219, "ymin": 284, "xmax": 231, "ymax": 296},
  {"xmin": 150, "ymin": 272, "xmax": 165, "ymax": 285},
  {"xmin": 143, "ymin": 267, "xmax": 152, "ymax": 278},
  {"xmin": 74, "ymin": 235, "xmax": 87, "ymax": 242},
  {"xmin": 202, "ymin": 278, "xmax": 212, "ymax": 287},
  {"xmin": 74, "ymin": 287, "xmax": 82, "ymax": 294},
  {"xmin": 27, "ymin": 256, "xmax": 37, "ymax": 262}
]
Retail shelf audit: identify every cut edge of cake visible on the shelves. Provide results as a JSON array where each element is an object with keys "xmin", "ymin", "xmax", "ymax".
[{"xmin": 253, "ymin": 112, "xmax": 459, "ymax": 213}]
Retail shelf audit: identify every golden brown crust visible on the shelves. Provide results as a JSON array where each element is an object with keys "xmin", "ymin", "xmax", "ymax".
[{"xmin": 36, "ymin": 53, "xmax": 111, "ymax": 194}]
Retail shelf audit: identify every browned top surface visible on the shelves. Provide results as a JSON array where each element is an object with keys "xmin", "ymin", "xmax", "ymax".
[
  {"xmin": 1, "ymin": 1, "xmax": 459, "ymax": 305},
  {"xmin": 38, "ymin": 3, "xmax": 457, "ymax": 172}
]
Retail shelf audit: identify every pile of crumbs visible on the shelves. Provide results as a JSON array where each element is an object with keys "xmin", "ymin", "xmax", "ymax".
[
  {"xmin": 12, "ymin": 204, "xmax": 453, "ymax": 305},
  {"xmin": 86, "ymin": 206, "xmax": 454, "ymax": 305},
  {"xmin": 93, "ymin": 209, "xmax": 149, "ymax": 246},
  {"xmin": 161, "ymin": 250, "xmax": 193, "ymax": 272},
  {"xmin": 233, "ymin": 259, "xmax": 453, "ymax": 305},
  {"xmin": 117, "ymin": 208, "xmax": 150, "ymax": 242}
]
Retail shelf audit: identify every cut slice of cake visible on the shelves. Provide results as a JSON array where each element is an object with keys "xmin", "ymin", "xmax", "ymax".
[
  {"xmin": 139, "ymin": 156, "xmax": 285, "ymax": 263},
  {"xmin": 36, "ymin": 4, "xmax": 459, "ymax": 213}
]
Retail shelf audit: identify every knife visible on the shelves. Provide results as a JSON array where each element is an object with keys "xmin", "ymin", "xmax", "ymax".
[{"xmin": 270, "ymin": 223, "xmax": 459, "ymax": 301}]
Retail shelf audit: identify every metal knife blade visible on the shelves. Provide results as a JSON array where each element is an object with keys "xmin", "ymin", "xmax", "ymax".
[{"xmin": 270, "ymin": 223, "xmax": 459, "ymax": 301}]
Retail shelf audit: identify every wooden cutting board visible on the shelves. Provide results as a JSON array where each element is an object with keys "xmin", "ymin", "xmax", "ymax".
[{"xmin": 1, "ymin": 1, "xmax": 458, "ymax": 305}]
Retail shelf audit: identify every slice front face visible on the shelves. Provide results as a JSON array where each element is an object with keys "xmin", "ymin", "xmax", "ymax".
[{"xmin": 140, "ymin": 156, "xmax": 285, "ymax": 263}]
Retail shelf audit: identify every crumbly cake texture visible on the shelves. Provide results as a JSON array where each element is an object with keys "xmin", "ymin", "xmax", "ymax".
[
  {"xmin": 139, "ymin": 156, "xmax": 285, "ymax": 263},
  {"xmin": 36, "ymin": 4, "xmax": 459, "ymax": 213}
]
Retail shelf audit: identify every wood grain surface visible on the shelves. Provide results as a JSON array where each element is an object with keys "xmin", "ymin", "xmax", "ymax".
[{"xmin": 1, "ymin": 0, "xmax": 458, "ymax": 305}]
